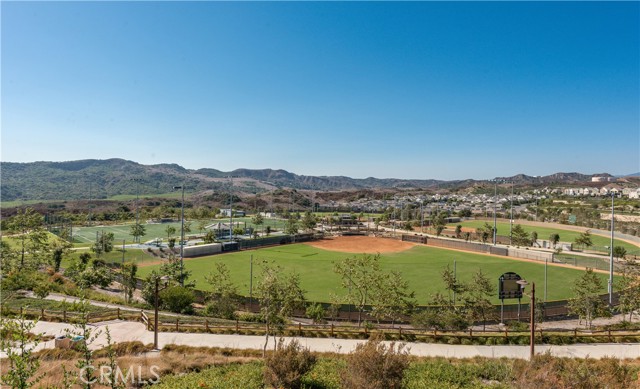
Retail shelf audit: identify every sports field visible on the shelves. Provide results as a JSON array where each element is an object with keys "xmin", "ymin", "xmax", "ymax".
[
  {"xmin": 136, "ymin": 236, "xmax": 613, "ymax": 304},
  {"xmin": 447, "ymin": 220, "xmax": 639, "ymax": 253}
]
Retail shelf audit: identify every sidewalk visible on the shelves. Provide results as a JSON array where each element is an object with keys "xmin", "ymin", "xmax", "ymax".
[{"xmin": 3, "ymin": 320, "xmax": 639, "ymax": 360}]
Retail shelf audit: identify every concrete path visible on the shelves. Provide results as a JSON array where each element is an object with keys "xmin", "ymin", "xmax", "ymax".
[{"xmin": 3, "ymin": 320, "xmax": 639, "ymax": 360}]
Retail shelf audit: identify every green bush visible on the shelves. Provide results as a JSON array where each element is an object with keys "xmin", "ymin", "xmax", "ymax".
[{"xmin": 159, "ymin": 286, "xmax": 194, "ymax": 314}]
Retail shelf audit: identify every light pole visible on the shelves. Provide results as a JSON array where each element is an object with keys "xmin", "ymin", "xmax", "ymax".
[
  {"xmin": 154, "ymin": 275, "xmax": 171, "ymax": 350},
  {"xmin": 493, "ymin": 181, "xmax": 497, "ymax": 245},
  {"xmin": 134, "ymin": 178, "xmax": 141, "ymax": 243},
  {"xmin": 420, "ymin": 200, "xmax": 424, "ymax": 233},
  {"xmin": 609, "ymin": 192, "xmax": 614, "ymax": 306},
  {"xmin": 509, "ymin": 182, "xmax": 514, "ymax": 245},
  {"xmin": 517, "ymin": 279, "xmax": 536, "ymax": 360},
  {"xmin": 173, "ymin": 185, "xmax": 185, "ymax": 287}
]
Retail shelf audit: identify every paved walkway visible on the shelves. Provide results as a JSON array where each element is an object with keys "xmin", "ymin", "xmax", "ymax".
[{"xmin": 3, "ymin": 320, "xmax": 639, "ymax": 360}]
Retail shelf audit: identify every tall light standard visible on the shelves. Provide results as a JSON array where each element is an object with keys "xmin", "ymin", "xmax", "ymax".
[
  {"xmin": 173, "ymin": 185, "xmax": 185, "ymax": 287},
  {"xmin": 609, "ymin": 192, "xmax": 615, "ymax": 306},
  {"xmin": 493, "ymin": 181, "xmax": 497, "ymax": 245},
  {"xmin": 154, "ymin": 275, "xmax": 171, "ymax": 350},
  {"xmin": 133, "ymin": 178, "xmax": 142, "ymax": 243},
  {"xmin": 420, "ymin": 200, "xmax": 424, "ymax": 233},
  {"xmin": 509, "ymin": 182, "xmax": 514, "ymax": 245}
]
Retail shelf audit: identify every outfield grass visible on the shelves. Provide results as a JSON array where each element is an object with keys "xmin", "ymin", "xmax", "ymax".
[
  {"xmin": 448, "ymin": 220, "xmax": 639, "ymax": 253},
  {"xmin": 136, "ymin": 243, "xmax": 613, "ymax": 304}
]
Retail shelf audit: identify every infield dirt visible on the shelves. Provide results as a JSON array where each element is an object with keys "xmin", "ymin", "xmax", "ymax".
[{"xmin": 304, "ymin": 235, "xmax": 415, "ymax": 253}]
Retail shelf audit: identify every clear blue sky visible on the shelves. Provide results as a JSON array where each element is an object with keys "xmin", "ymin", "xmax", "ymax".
[{"xmin": 2, "ymin": 2, "xmax": 638, "ymax": 180}]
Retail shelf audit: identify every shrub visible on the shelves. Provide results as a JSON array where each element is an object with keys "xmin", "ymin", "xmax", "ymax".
[
  {"xmin": 341, "ymin": 335, "xmax": 409, "ymax": 389},
  {"xmin": 305, "ymin": 303, "xmax": 326, "ymax": 324},
  {"xmin": 159, "ymin": 286, "xmax": 195, "ymax": 314},
  {"xmin": 264, "ymin": 338, "xmax": 316, "ymax": 389},
  {"xmin": 33, "ymin": 281, "xmax": 51, "ymax": 299}
]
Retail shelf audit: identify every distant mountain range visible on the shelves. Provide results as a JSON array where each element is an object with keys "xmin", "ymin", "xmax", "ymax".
[{"xmin": 0, "ymin": 158, "xmax": 617, "ymax": 202}]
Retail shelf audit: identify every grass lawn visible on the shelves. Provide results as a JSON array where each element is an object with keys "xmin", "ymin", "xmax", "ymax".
[
  {"xmin": 71, "ymin": 217, "xmax": 288, "ymax": 246},
  {"xmin": 137, "ymin": 243, "xmax": 613, "ymax": 305},
  {"xmin": 448, "ymin": 220, "xmax": 639, "ymax": 253}
]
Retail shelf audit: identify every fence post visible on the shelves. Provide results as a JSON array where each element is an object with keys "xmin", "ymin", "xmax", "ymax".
[
  {"xmin": 298, "ymin": 323, "xmax": 302, "ymax": 336},
  {"xmin": 41, "ymin": 307, "xmax": 44, "ymax": 319},
  {"xmin": 176, "ymin": 318, "xmax": 179, "ymax": 332},
  {"xmin": 63, "ymin": 309, "xmax": 67, "ymax": 322},
  {"xmin": 236, "ymin": 319, "xmax": 239, "ymax": 334},
  {"xmin": 205, "ymin": 319, "xmax": 209, "ymax": 332},
  {"xmin": 469, "ymin": 328, "xmax": 473, "ymax": 337},
  {"xmin": 20, "ymin": 307, "xmax": 24, "ymax": 316},
  {"xmin": 504, "ymin": 329, "xmax": 508, "ymax": 339},
  {"xmin": 331, "ymin": 324, "xmax": 334, "ymax": 337},
  {"xmin": 117, "ymin": 308, "xmax": 120, "ymax": 320},
  {"xmin": 608, "ymin": 329, "xmax": 612, "ymax": 342}
]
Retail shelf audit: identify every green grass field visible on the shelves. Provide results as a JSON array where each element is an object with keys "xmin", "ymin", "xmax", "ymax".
[
  {"xmin": 136, "ymin": 243, "xmax": 613, "ymax": 305},
  {"xmin": 71, "ymin": 217, "xmax": 289, "ymax": 245},
  {"xmin": 448, "ymin": 220, "xmax": 639, "ymax": 253}
]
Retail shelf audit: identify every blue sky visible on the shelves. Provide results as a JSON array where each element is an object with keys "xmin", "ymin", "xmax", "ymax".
[{"xmin": 2, "ymin": 1, "xmax": 638, "ymax": 180}]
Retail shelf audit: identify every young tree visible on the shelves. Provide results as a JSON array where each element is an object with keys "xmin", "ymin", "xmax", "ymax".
[
  {"xmin": 432, "ymin": 213, "xmax": 446, "ymax": 237},
  {"xmin": 461, "ymin": 269, "xmax": 495, "ymax": 331},
  {"xmin": 613, "ymin": 246, "xmax": 627, "ymax": 261},
  {"xmin": 197, "ymin": 220, "xmax": 208, "ymax": 234},
  {"xmin": 65, "ymin": 298, "xmax": 102, "ymax": 389},
  {"xmin": 530, "ymin": 231, "xmax": 538, "ymax": 246},
  {"xmin": 165, "ymin": 225, "xmax": 176, "ymax": 238},
  {"xmin": 285, "ymin": 216, "xmax": 299, "ymax": 235},
  {"xmin": 9, "ymin": 208, "xmax": 50, "ymax": 271},
  {"xmin": 511, "ymin": 224, "xmax": 531, "ymax": 247},
  {"xmin": 574, "ymin": 230, "xmax": 594, "ymax": 250},
  {"xmin": 129, "ymin": 223, "xmax": 146, "ymax": 243},
  {"xmin": 256, "ymin": 261, "xmax": 305, "ymax": 356},
  {"xmin": 91, "ymin": 231, "xmax": 114, "ymax": 257},
  {"xmin": 441, "ymin": 264, "xmax": 464, "ymax": 304},
  {"xmin": 159, "ymin": 253, "xmax": 194, "ymax": 288},
  {"xmin": 371, "ymin": 270, "xmax": 416, "ymax": 327},
  {"xmin": 252, "ymin": 213, "xmax": 264, "ymax": 236},
  {"xmin": 102, "ymin": 327, "xmax": 125, "ymax": 389},
  {"xmin": 617, "ymin": 260, "xmax": 640, "ymax": 323},
  {"xmin": 568, "ymin": 268, "xmax": 610, "ymax": 328},
  {"xmin": 301, "ymin": 211, "xmax": 317, "ymax": 232},
  {"xmin": 455, "ymin": 225, "xmax": 462, "ymax": 239},
  {"xmin": 0, "ymin": 313, "xmax": 43, "ymax": 388},
  {"xmin": 549, "ymin": 233, "xmax": 560, "ymax": 248},
  {"xmin": 205, "ymin": 263, "xmax": 239, "ymax": 319},
  {"xmin": 334, "ymin": 253, "xmax": 383, "ymax": 326},
  {"xmin": 121, "ymin": 262, "xmax": 138, "ymax": 303},
  {"xmin": 203, "ymin": 229, "xmax": 216, "ymax": 244},
  {"xmin": 50, "ymin": 238, "xmax": 72, "ymax": 273}
]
